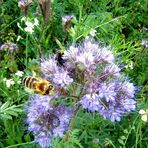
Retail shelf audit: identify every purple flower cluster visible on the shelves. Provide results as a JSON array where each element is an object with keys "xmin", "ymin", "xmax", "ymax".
[
  {"xmin": 62, "ymin": 15, "xmax": 75, "ymax": 30},
  {"xmin": 26, "ymin": 95, "xmax": 72, "ymax": 148},
  {"xmin": 0, "ymin": 42, "xmax": 19, "ymax": 52},
  {"xmin": 26, "ymin": 37, "xmax": 137, "ymax": 147},
  {"xmin": 39, "ymin": 38, "xmax": 136, "ymax": 122},
  {"xmin": 80, "ymin": 81, "xmax": 136, "ymax": 122},
  {"xmin": 18, "ymin": 0, "xmax": 32, "ymax": 7},
  {"xmin": 41, "ymin": 57, "xmax": 73, "ymax": 88}
]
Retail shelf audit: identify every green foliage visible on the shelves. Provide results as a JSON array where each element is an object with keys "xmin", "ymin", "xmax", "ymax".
[
  {"xmin": 0, "ymin": 0, "xmax": 148, "ymax": 147},
  {"xmin": 51, "ymin": 129, "xmax": 83, "ymax": 148},
  {"xmin": 0, "ymin": 101, "xmax": 23, "ymax": 120}
]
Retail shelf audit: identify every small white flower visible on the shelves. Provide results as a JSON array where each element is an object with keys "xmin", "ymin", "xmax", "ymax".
[
  {"xmin": 139, "ymin": 109, "xmax": 145, "ymax": 114},
  {"xmin": 34, "ymin": 18, "xmax": 39, "ymax": 26},
  {"xmin": 141, "ymin": 115, "xmax": 148, "ymax": 122},
  {"xmin": 125, "ymin": 61, "xmax": 134, "ymax": 70},
  {"xmin": 24, "ymin": 26, "xmax": 34, "ymax": 34},
  {"xmin": 17, "ymin": 80, "xmax": 22, "ymax": 84},
  {"xmin": 141, "ymin": 39, "xmax": 148, "ymax": 48},
  {"xmin": 25, "ymin": 21, "xmax": 34, "ymax": 28},
  {"xmin": 3, "ymin": 78, "xmax": 7, "ymax": 81},
  {"xmin": 21, "ymin": 16, "xmax": 27, "ymax": 22},
  {"xmin": 85, "ymin": 36, "xmax": 89, "ymax": 40},
  {"xmin": 5, "ymin": 79, "xmax": 15, "ymax": 88},
  {"xmin": 89, "ymin": 29, "xmax": 97, "ymax": 37},
  {"xmin": 17, "ymin": 22, "xmax": 20, "ymax": 27},
  {"xmin": 139, "ymin": 109, "xmax": 148, "ymax": 122},
  {"xmin": 129, "ymin": 61, "xmax": 134, "ymax": 69},
  {"xmin": 15, "ymin": 71, "xmax": 24, "ymax": 77},
  {"xmin": 17, "ymin": 35, "xmax": 23, "ymax": 41},
  {"xmin": 24, "ymin": 21, "xmax": 34, "ymax": 34},
  {"xmin": 17, "ymin": 22, "xmax": 24, "ymax": 31}
]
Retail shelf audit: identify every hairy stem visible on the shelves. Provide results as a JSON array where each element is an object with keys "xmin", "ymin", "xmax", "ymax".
[{"xmin": 64, "ymin": 83, "xmax": 80, "ymax": 141}]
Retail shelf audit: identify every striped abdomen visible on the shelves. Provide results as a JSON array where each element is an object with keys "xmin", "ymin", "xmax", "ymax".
[
  {"xmin": 22, "ymin": 76, "xmax": 37, "ymax": 89},
  {"xmin": 22, "ymin": 76, "xmax": 55, "ymax": 95}
]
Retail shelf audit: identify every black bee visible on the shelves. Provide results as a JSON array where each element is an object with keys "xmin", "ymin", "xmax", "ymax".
[{"xmin": 55, "ymin": 50, "xmax": 65, "ymax": 66}]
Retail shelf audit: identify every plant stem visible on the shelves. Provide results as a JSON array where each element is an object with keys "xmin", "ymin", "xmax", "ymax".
[
  {"xmin": 25, "ymin": 34, "xmax": 28, "ymax": 68},
  {"xmin": 64, "ymin": 84, "xmax": 80, "ymax": 141},
  {"xmin": 64, "ymin": 104, "xmax": 80, "ymax": 141},
  {"xmin": 5, "ymin": 141, "xmax": 34, "ymax": 148},
  {"xmin": 124, "ymin": 115, "xmax": 139, "ymax": 146}
]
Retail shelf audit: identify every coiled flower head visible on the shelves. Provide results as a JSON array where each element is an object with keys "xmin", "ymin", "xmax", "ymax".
[
  {"xmin": 39, "ymin": 38, "xmax": 137, "ymax": 122},
  {"xmin": 60, "ymin": 38, "xmax": 136, "ymax": 122},
  {"xmin": 26, "ymin": 95, "xmax": 72, "ymax": 148},
  {"xmin": 0, "ymin": 42, "xmax": 19, "ymax": 52}
]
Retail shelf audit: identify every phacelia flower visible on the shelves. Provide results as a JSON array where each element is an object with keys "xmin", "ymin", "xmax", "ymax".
[
  {"xmin": 103, "ymin": 64, "xmax": 120, "ymax": 77},
  {"xmin": 24, "ymin": 37, "xmax": 138, "ymax": 147},
  {"xmin": 52, "ymin": 69, "xmax": 73, "ymax": 87},
  {"xmin": 80, "ymin": 94, "xmax": 101, "ymax": 112},
  {"xmin": 63, "ymin": 39, "xmax": 115, "ymax": 76},
  {"xmin": 27, "ymin": 37, "xmax": 137, "ymax": 140},
  {"xmin": 99, "ymin": 106, "xmax": 124, "ymax": 122},
  {"xmin": 62, "ymin": 15, "xmax": 75, "ymax": 30},
  {"xmin": 40, "ymin": 38, "xmax": 137, "ymax": 122},
  {"xmin": 18, "ymin": 0, "xmax": 32, "ymax": 7},
  {"xmin": 18, "ymin": 0, "xmax": 32, "ymax": 16},
  {"xmin": 80, "ymin": 78, "xmax": 136, "ymax": 121},
  {"xmin": 62, "ymin": 15, "xmax": 74, "ymax": 24},
  {"xmin": 97, "ymin": 83, "xmax": 116, "ymax": 102},
  {"xmin": 26, "ymin": 95, "xmax": 72, "ymax": 148},
  {"xmin": 68, "ymin": 38, "xmax": 137, "ymax": 122},
  {"xmin": 0, "ymin": 42, "xmax": 19, "ymax": 52},
  {"xmin": 40, "ymin": 57, "xmax": 73, "ymax": 87},
  {"xmin": 100, "ymin": 47, "xmax": 114, "ymax": 63}
]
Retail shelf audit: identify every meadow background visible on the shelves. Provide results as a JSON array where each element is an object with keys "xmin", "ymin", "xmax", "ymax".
[{"xmin": 0, "ymin": 0, "xmax": 148, "ymax": 147}]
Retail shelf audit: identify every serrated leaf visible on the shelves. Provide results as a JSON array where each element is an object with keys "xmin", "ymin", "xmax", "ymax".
[
  {"xmin": 0, "ymin": 114, "xmax": 12, "ymax": 120},
  {"xmin": 0, "ymin": 101, "xmax": 10, "ymax": 111}
]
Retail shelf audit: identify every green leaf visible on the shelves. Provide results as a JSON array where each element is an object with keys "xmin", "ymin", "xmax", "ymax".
[
  {"xmin": 5, "ymin": 110, "xmax": 18, "ymax": 116},
  {"xmin": 12, "ymin": 108, "xmax": 23, "ymax": 112},
  {"xmin": 0, "ymin": 101, "xmax": 10, "ymax": 111},
  {"xmin": 24, "ymin": 134, "xmax": 31, "ymax": 142},
  {"xmin": 120, "ymin": 136, "xmax": 126, "ymax": 140},
  {"xmin": 118, "ymin": 139, "xmax": 125, "ymax": 145},
  {"xmin": 0, "ymin": 114, "xmax": 12, "ymax": 120},
  {"xmin": 123, "ymin": 129, "xmax": 128, "ymax": 134}
]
